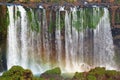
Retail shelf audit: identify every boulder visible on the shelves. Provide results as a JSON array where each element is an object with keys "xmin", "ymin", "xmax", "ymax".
[
  {"xmin": 72, "ymin": 67, "xmax": 120, "ymax": 80},
  {"xmin": 40, "ymin": 67, "xmax": 63, "ymax": 80},
  {"xmin": 0, "ymin": 66, "xmax": 33, "ymax": 80}
]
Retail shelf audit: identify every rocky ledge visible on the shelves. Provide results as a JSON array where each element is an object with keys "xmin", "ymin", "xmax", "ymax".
[{"xmin": 0, "ymin": 66, "xmax": 120, "ymax": 80}]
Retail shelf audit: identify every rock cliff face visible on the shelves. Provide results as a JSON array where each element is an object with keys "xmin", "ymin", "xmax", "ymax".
[
  {"xmin": 0, "ymin": 0, "xmax": 117, "ymax": 3},
  {"xmin": 0, "ymin": 0, "xmax": 116, "ymax": 3},
  {"xmin": 0, "ymin": 5, "xmax": 7, "ymax": 41},
  {"xmin": 87, "ymin": 0, "xmax": 114, "ymax": 3}
]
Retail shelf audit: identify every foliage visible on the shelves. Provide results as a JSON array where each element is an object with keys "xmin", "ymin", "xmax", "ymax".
[
  {"xmin": 43, "ymin": 67, "xmax": 61, "ymax": 75},
  {"xmin": 2, "ymin": 66, "xmax": 24, "ymax": 77},
  {"xmin": 87, "ymin": 75, "xmax": 96, "ymax": 80},
  {"xmin": 0, "ymin": 66, "xmax": 33, "ymax": 80},
  {"xmin": 115, "ymin": 8, "xmax": 120, "ymax": 24},
  {"xmin": 40, "ymin": 67, "xmax": 63, "ymax": 80},
  {"xmin": 17, "ymin": 10, "xmax": 21, "ymax": 19},
  {"xmin": 89, "ymin": 67, "xmax": 106, "ymax": 75},
  {"xmin": 60, "ymin": 12, "xmax": 65, "ymax": 30},
  {"xmin": 73, "ymin": 72, "xmax": 86, "ymax": 80},
  {"xmin": 48, "ymin": 7, "xmax": 104, "ymax": 32},
  {"xmin": 73, "ymin": 67, "xmax": 120, "ymax": 80},
  {"xmin": 1, "ymin": 66, "xmax": 120, "ymax": 80},
  {"xmin": 72, "ymin": 7, "xmax": 104, "ymax": 31},
  {"xmin": 48, "ymin": 11, "xmax": 55, "ymax": 33},
  {"xmin": 55, "ymin": 11, "xmax": 65, "ymax": 31},
  {"xmin": 25, "ymin": 8, "xmax": 40, "ymax": 32}
]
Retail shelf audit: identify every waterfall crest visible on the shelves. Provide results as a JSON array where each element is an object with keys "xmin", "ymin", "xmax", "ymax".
[{"xmin": 7, "ymin": 5, "xmax": 116, "ymax": 74}]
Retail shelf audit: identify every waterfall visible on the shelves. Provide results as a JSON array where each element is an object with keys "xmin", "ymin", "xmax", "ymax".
[
  {"xmin": 7, "ymin": 6, "xmax": 20, "ymax": 69},
  {"xmin": 7, "ymin": 5, "xmax": 117, "ymax": 74},
  {"xmin": 94, "ymin": 8, "xmax": 115, "ymax": 69},
  {"xmin": 18, "ymin": 6, "xmax": 29, "ymax": 69}
]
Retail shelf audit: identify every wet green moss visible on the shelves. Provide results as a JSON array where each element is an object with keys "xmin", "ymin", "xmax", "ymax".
[
  {"xmin": 89, "ymin": 67, "xmax": 106, "ymax": 75},
  {"xmin": 44, "ymin": 67, "xmax": 61, "ymax": 75},
  {"xmin": 40, "ymin": 67, "xmax": 63, "ymax": 80},
  {"xmin": 60, "ymin": 12, "xmax": 65, "ymax": 30},
  {"xmin": 1, "ymin": 66, "xmax": 120, "ymax": 80},
  {"xmin": 25, "ymin": 8, "xmax": 40, "ymax": 32},
  {"xmin": 72, "ymin": 7, "xmax": 104, "ymax": 31},
  {"xmin": 73, "ymin": 67, "xmax": 120, "ymax": 80},
  {"xmin": 73, "ymin": 72, "xmax": 86, "ymax": 80},
  {"xmin": 17, "ymin": 10, "xmax": 21, "ymax": 18},
  {"xmin": 0, "ymin": 66, "xmax": 33, "ymax": 80},
  {"xmin": 87, "ymin": 75, "xmax": 96, "ymax": 80},
  {"xmin": 2, "ymin": 66, "xmax": 24, "ymax": 77},
  {"xmin": 48, "ymin": 11, "xmax": 55, "ymax": 33}
]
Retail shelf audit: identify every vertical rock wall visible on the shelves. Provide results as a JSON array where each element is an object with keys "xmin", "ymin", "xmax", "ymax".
[
  {"xmin": 0, "ymin": 5, "xmax": 7, "ymax": 72},
  {"xmin": 0, "ymin": 5, "xmax": 7, "ymax": 41}
]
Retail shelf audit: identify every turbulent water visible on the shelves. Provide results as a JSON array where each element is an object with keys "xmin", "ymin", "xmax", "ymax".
[{"xmin": 7, "ymin": 5, "xmax": 116, "ymax": 74}]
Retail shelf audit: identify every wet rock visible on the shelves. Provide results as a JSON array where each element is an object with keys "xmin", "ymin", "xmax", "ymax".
[
  {"xmin": 40, "ymin": 67, "xmax": 63, "ymax": 80},
  {"xmin": 0, "ymin": 40, "xmax": 7, "ymax": 72},
  {"xmin": 21, "ymin": 69, "xmax": 33, "ymax": 80},
  {"xmin": 0, "ymin": 66, "xmax": 33, "ymax": 80},
  {"xmin": 72, "ymin": 67, "xmax": 120, "ymax": 80}
]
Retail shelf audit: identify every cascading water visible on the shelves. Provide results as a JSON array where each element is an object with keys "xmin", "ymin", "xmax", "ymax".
[
  {"xmin": 7, "ymin": 5, "xmax": 117, "ymax": 74},
  {"xmin": 18, "ymin": 6, "xmax": 29, "ymax": 69},
  {"xmin": 7, "ymin": 6, "xmax": 20, "ymax": 69},
  {"xmin": 93, "ymin": 8, "xmax": 115, "ymax": 69}
]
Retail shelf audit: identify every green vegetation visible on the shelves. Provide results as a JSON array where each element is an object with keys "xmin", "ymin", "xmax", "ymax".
[
  {"xmin": 26, "ymin": 8, "xmax": 40, "ymax": 32},
  {"xmin": 0, "ymin": 66, "xmax": 33, "ymax": 80},
  {"xmin": 87, "ymin": 75, "xmax": 96, "ymax": 80},
  {"xmin": 42, "ymin": 7, "xmax": 104, "ymax": 32},
  {"xmin": 0, "ymin": 5, "xmax": 104, "ymax": 35},
  {"xmin": 1, "ymin": 66, "xmax": 120, "ymax": 80},
  {"xmin": 0, "ymin": 66, "xmax": 62, "ymax": 80},
  {"xmin": 53, "ymin": 11, "xmax": 65, "ymax": 30},
  {"xmin": 72, "ymin": 7, "xmax": 104, "ymax": 31},
  {"xmin": 48, "ymin": 11, "xmax": 56, "ymax": 33},
  {"xmin": 43, "ymin": 67, "xmax": 61, "ymax": 75},
  {"xmin": 115, "ymin": 8, "xmax": 120, "ymax": 24},
  {"xmin": 16, "ymin": 10, "xmax": 21, "ymax": 19},
  {"xmin": 56, "ymin": 11, "xmax": 65, "ymax": 30},
  {"xmin": 73, "ymin": 72, "xmax": 86, "ymax": 80},
  {"xmin": 60, "ymin": 12, "xmax": 65, "ymax": 30},
  {"xmin": 73, "ymin": 67, "xmax": 120, "ymax": 80},
  {"xmin": 40, "ymin": 67, "xmax": 63, "ymax": 80}
]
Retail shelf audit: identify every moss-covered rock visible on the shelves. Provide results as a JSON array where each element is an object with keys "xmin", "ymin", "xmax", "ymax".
[
  {"xmin": 43, "ymin": 67, "xmax": 61, "ymax": 75},
  {"xmin": 40, "ymin": 67, "xmax": 63, "ymax": 80},
  {"xmin": 72, "ymin": 67, "xmax": 120, "ymax": 80},
  {"xmin": 0, "ymin": 66, "xmax": 33, "ymax": 80},
  {"xmin": 1, "ymin": 66, "xmax": 120, "ymax": 80}
]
